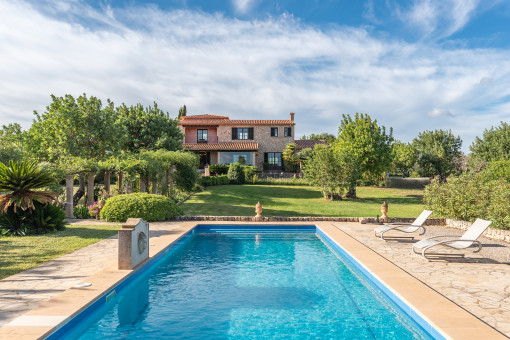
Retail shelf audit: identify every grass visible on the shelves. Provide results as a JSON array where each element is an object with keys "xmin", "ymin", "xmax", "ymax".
[
  {"xmin": 0, "ymin": 224, "xmax": 120, "ymax": 280},
  {"xmin": 182, "ymin": 185, "xmax": 426, "ymax": 218}
]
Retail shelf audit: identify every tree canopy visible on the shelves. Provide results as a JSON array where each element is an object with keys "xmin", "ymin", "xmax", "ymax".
[
  {"xmin": 413, "ymin": 129, "xmax": 462, "ymax": 180},
  {"xmin": 28, "ymin": 94, "xmax": 123, "ymax": 162},
  {"xmin": 469, "ymin": 121, "xmax": 510, "ymax": 170},
  {"xmin": 117, "ymin": 102, "xmax": 183, "ymax": 153},
  {"xmin": 300, "ymin": 132, "xmax": 335, "ymax": 144},
  {"xmin": 391, "ymin": 141, "xmax": 418, "ymax": 177},
  {"xmin": 333, "ymin": 113, "xmax": 393, "ymax": 198}
]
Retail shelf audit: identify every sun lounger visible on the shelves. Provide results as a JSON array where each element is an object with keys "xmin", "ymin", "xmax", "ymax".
[
  {"xmin": 374, "ymin": 210, "xmax": 432, "ymax": 241},
  {"xmin": 412, "ymin": 218, "xmax": 492, "ymax": 261}
]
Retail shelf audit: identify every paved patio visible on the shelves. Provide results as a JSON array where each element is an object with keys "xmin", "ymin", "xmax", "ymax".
[
  {"xmin": 334, "ymin": 222, "xmax": 510, "ymax": 337},
  {"xmin": 0, "ymin": 220, "xmax": 509, "ymax": 338}
]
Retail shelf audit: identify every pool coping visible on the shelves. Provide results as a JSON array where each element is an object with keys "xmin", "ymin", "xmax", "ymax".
[{"xmin": 0, "ymin": 221, "xmax": 505, "ymax": 339}]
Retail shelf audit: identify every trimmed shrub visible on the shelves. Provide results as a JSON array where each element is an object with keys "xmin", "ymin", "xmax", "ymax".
[
  {"xmin": 200, "ymin": 175, "xmax": 230, "ymax": 187},
  {"xmin": 100, "ymin": 193, "xmax": 183, "ymax": 222},
  {"xmin": 256, "ymin": 177, "xmax": 311, "ymax": 186},
  {"xmin": 73, "ymin": 206, "xmax": 91, "ymax": 219},
  {"xmin": 209, "ymin": 164, "xmax": 229, "ymax": 175},
  {"xmin": 243, "ymin": 166, "xmax": 258, "ymax": 183},
  {"xmin": 227, "ymin": 162, "xmax": 245, "ymax": 184}
]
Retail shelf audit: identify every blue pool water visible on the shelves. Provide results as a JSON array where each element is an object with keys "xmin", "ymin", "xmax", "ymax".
[{"xmin": 56, "ymin": 227, "xmax": 436, "ymax": 339}]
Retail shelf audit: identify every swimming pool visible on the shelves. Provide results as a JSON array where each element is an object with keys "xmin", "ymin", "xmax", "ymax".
[{"xmin": 49, "ymin": 225, "xmax": 441, "ymax": 339}]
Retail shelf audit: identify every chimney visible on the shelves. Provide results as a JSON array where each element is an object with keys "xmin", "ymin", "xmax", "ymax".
[{"xmin": 290, "ymin": 112, "xmax": 295, "ymax": 121}]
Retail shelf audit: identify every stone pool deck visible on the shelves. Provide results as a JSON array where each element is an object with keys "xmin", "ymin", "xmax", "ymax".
[{"xmin": 0, "ymin": 220, "xmax": 508, "ymax": 339}]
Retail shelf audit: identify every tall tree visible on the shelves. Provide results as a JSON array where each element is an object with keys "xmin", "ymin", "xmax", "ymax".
[
  {"xmin": 333, "ymin": 113, "xmax": 393, "ymax": 198},
  {"xmin": 469, "ymin": 121, "xmax": 510, "ymax": 170},
  {"xmin": 391, "ymin": 141, "xmax": 418, "ymax": 177},
  {"xmin": 28, "ymin": 94, "xmax": 123, "ymax": 162},
  {"xmin": 0, "ymin": 123, "xmax": 26, "ymax": 164},
  {"xmin": 300, "ymin": 132, "xmax": 335, "ymax": 144},
  {"xmin": 413, "ymin": 129, "xmax": 462, "ymax": 180},
  {"xmin": 178, "ymin": 104, "xmax": 187, "ymax": 120},
  {"xmin": 302, "ymin": 144, "xmax": 345, "ymax": 200},
  {"xmin": 117, "ymin": 102, "xmax": 183, "ymax": 153}
]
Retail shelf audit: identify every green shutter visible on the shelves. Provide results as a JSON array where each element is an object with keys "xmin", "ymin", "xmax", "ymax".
[{"xmin": 232, "ymin": 127, "xmax": 238, "ymax": 140}]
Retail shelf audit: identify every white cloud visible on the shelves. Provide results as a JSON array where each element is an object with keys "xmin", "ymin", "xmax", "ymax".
[
  {"xmin": 232, "ymin": 0, "xmax": 256, "ymax": 14},
  {"xmin": 428, "ymin": 108, "xmax": 453, "ymax": 118},
  {"xmin": 0, "ymin": 0, "xmax": 509, "ymax": 152},
  {"xmin": 397, "ymin": 0, "xmax": 480, "ymax": 40}
]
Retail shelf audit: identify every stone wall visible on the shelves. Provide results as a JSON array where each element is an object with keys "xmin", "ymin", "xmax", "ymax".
[{"xmin": 446, "ymin": 219, "xmax": 510, "ymax": 243}]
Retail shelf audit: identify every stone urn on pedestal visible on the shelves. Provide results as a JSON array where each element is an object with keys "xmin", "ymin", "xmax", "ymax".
[
  {"xmin": 254, "ymin": 202, "xmax": 262, "ymax": 222},
  {"xmin": 380, "ymin": 201, "xmax": 389, "ymax": 223}
]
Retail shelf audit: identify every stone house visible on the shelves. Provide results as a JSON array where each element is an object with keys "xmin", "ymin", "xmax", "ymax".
[{"xmin": 178, "ymin": 113, "xmax": 296, "ymax": 169}]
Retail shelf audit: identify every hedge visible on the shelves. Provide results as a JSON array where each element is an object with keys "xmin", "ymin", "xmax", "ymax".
[
  {"xmin": 200, "ymin": 175, "xmax": 229, "ymax": 187},
  {"xmin": 100, "ymin": 193, "xmax": 183, "ymax": 222},
  {"xmin": 424, "ymin": 168, "xmax": 510, "ymax": 229}
]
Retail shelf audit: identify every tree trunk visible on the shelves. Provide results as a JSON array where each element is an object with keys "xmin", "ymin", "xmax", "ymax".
[
  {"xmin": 346, "ymin": 186, "xmax": 357, "ymax": 199},
  {"xmin": 104, "ymin": 171, "xmax": 111, "ymax": 194},
  {"xmin": 117, "ymin": 171, "xmax": 124, "ymax": 194},
  {"xmin": 87, "ymin": 173, "xmax": 95, "ymax": 206},
  {"xmin": 65, "ymin": 175, "xmax": 74, "ymax": 218},
  {"xmin": 73, "ymin": 172, "xmax": 85, "ymax": 206}
]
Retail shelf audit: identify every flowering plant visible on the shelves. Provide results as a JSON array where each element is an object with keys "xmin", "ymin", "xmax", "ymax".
[{"xmin": 88, "ymin": 201, "xmax": 101, "ymax": 217}]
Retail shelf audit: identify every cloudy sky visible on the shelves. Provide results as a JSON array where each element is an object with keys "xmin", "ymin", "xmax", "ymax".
[{"xmin": 1, "ymin": 0, "xmax": 510, "ymax": 151}]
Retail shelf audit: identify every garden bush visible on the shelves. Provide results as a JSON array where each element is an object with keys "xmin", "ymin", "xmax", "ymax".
[
  {"xmin": 73, "ymin": 206, "xmax": 91, "ymax": 219},
  {"xmin": 200, "ymin": 175, "xmax": 229, "ymax": 187},
  {"xmin": 243, "ymin": 166, "xmax": 258, "ymax": 183},
  {"xmin": 0, "ymin": 203, "xmax": 66, "ymax": 235},
  {"xmin": 256, "ymin": 177, "xmax": 311, "ymax": 186},
  {"xmin": 227, "ymin": 162, "xmax": 245, "ymax": 184},
  {"xmin": 100, "ymin": 193, "xmax": 183, "ymax": 222},
  {"xmin": 209, "ymin": 164, "xmax": 229, "ymax": 175},
  {"xmin": 174, "ymin": 164, "xmax": 197, "ymax": 192},
  {"xmin": 424, "ymin": 172, "xmax": 509, "ymax": 229}
]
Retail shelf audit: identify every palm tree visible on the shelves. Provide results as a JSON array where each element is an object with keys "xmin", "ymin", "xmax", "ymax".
[{"xmin": 0, "ymin": 160, "xmax": 56, "ymax": 213}]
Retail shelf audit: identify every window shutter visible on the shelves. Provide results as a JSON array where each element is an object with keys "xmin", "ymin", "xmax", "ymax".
[
  {"xmin": 264, "ymin": 153, "xmax": 268, "ymax": 163},
  {"xmin": 232, "ymin": 127, "xmax": 238, "ymax": 140},
  {"xmin": 248, "ymin": 127, "xmax": 254, "ymax": 140}
]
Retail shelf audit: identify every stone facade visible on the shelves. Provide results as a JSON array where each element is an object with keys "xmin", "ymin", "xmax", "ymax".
[{"xmin": 216, "ymin": 124, "xmax": 294, "ymax": 167}]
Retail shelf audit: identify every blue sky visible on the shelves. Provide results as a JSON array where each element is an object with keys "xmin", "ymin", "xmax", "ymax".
[{"xmin": 1, "ymin": 0, "xmax": 510, "ymax": 152}]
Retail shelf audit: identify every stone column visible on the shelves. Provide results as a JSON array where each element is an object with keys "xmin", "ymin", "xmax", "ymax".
[
  {"xmin": 117, "ymin": 171, "xmax": 124, "ymax": 194},
  {"xmin": 151, "ymin": 177, "xmax": 158, "ymax": 194},
  {"xmin": 65, "ymin": 174, "xmax": 74, "ymax": 218},
  {"xmin": 169, "ymin": 166, "xmax": 175, "ymax": 197},
  {"xmin": 161, "ymin": 171, "xmax": 168, "ymax": 195},
  {"xmin": 139, "ymin": 176, "xmax": 146, "ymax": 193},
  {"xmin": 87, "ymin": 173, "xmax": 95, "ymax": 207},
  {"xmin": 104, "ymin": 171, "xmax": 111, "ymax": 194}
]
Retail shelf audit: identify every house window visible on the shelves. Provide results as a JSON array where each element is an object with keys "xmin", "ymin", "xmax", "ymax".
[
  {"xmin": 270, "ymin": 127, "xmax": 278, "ymax": 137},
  {"xmin": 284, "ymin": 127, "xmax": 292, "ymax": 137},
  {"xmin": 264, "ymin": 152, "xmax": 282, "ymax": 166},
  {"xmin": 232, "ymin": 127, "xmax": 254, "ymax": 140},
  {"xmin": 197, "ymin": 129, "xmax": 208, "ymax": 143}
]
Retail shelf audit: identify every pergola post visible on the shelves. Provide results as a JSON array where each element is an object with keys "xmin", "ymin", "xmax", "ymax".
[
  {"xmin": 87, "ymin": 173, "xmax": 95, "ymax": 206},
  {"xmin": 65, "ymin": 174, "xmax": 74, "ymax": 218}
]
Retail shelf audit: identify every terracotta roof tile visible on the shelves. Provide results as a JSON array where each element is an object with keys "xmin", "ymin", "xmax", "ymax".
[
  {"xmin": 295, "ymin": 140, "xmax": 329, "ymax": 150},
  {"xmin": 183, "ymin": 142, "xmax": 259, "ymax": 151},
  {"xmin": 179, "ymin": 119, "xmax": 295, "ymax": 126},
  {"xmin": 181, "ymin": 114, "xmax": 228, "ymax": 120}
]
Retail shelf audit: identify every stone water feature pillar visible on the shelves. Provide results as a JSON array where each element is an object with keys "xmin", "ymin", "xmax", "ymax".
[{"xmin": 118, "ymin": 218, "xmax": 150, "ymax": 270}]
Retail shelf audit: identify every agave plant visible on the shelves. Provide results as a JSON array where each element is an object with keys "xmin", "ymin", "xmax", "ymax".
[{"xmin": 0, "ymin": 160, "xmax": 57, "ymax": 213}]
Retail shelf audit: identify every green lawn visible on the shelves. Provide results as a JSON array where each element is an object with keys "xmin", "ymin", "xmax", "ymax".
[
  {"xmin": 181, "ymin": 185, "xmax": 425, "ymax": 218},
  {"xmin": 0, "ymin": 224, "xmax": 120, "ymax": 280}
]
